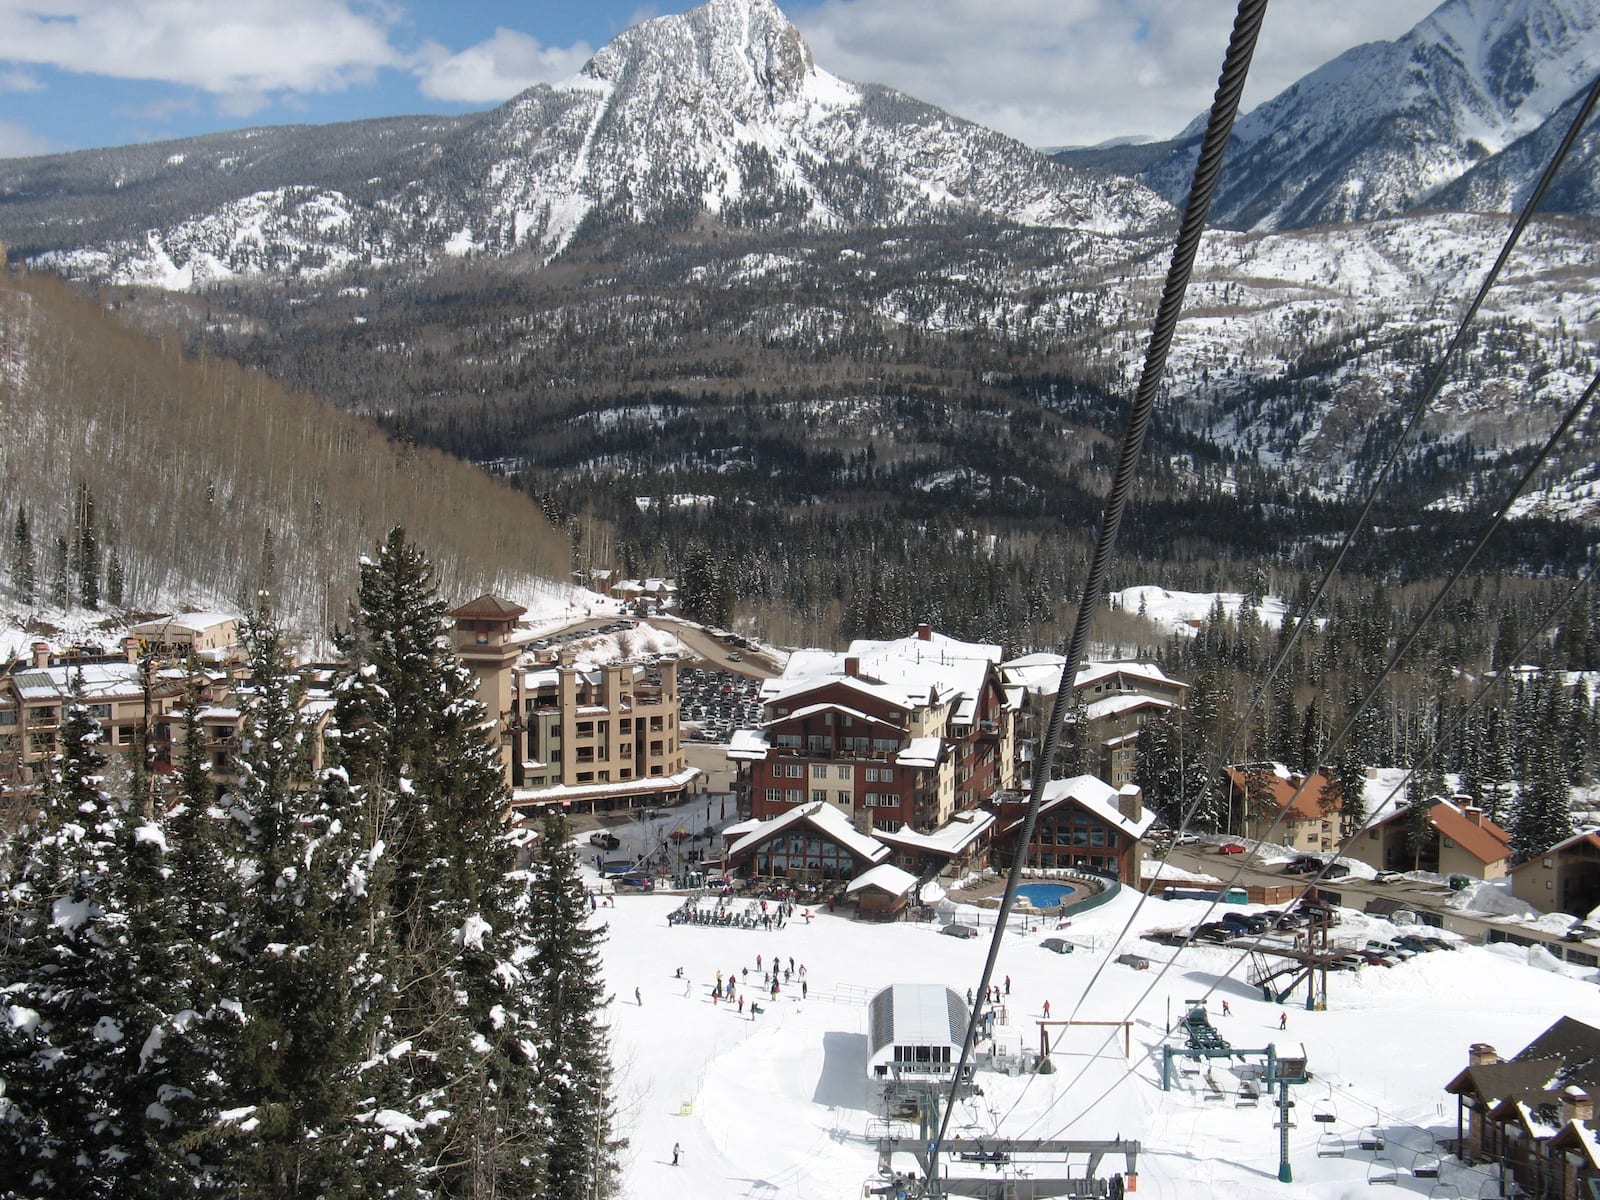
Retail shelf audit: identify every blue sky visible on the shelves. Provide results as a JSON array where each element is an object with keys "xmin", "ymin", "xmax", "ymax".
[{"xmin": 0, "ymin": 0, "xmax": 1441, "ymax": 159}]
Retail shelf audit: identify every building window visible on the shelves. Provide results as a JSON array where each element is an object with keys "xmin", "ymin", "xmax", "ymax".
[
  {"xmin": 785, "ymin": 764, "xmax": 803, "ymax": 778},
  {"xmin": 620, "ymin": 718, "xmax": 631, "ymax": 733},
  {"xmin": 811, "ymin": 764, "xmax": 828, "ymax": 778},
  {"xmin": 812, "ymin": 790, "xmax": 827, "ymax": 804},
  {"xmin": 836, "ymin": 791, "xmax": 851, "ymax": 805},
  {"xmin": 575, "ymin": 721, "xmax": 593, "ymax": 738},
  {"xmin": 766, "ymin": 788, "xmax": 782, "ymax": 804},
  {"xmin": 836, "ymin": 765, "xmax": 852, "ymax": 780},
  {"xmin": 785, "ymin": 788, "xmax": 804, "ymax": 803}
]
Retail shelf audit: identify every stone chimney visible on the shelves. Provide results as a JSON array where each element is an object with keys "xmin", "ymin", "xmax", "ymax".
[
  {"xmin": 31, "ymin": 641, "xmax": 49, "ymax": 669},
  {"xmin": 1463, "ymin": 806, "xmax": 1485, "ymax": 827},
  {"xmin": 1561, "ymin": 1086, "xmax": 1593, "ymax": 1126},
  {"xmin": 844, "ymin": 656, "xmax": 860, "ymax": 678},
  {"xmin": 124, "ymin": 636, "xmax": 141, "ymax": 664},
  {"xmin": 855, "ymin": 806, "xmax": 874, "ymax": 836},
  {"xmin": 1118, "ymin": 784, "xmax": 1143, "ymax": 824},
  {"xmin": 1469, "ymin": 1043, "xmax": 1501, "ymax": 1068},
  {"xmin": 917, "ymin": 623, "xmax": 932, "ymax": 641}
]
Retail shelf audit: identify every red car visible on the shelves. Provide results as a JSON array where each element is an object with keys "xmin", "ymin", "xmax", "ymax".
[{"xmin": 1218, "ymin": 843, "xmax": 1247, "ymax": 855}]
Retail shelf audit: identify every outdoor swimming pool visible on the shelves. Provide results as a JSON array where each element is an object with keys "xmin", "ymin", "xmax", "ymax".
[{"xmin": 1015, "ymin": 882, "xmax": 1078, "ymax": 909}]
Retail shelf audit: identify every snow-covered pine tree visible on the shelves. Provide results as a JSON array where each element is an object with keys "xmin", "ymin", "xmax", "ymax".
[
  {"xmin": 529, "ymin": 811, "xmax": 617, "ymax": 1200},
  {"xmin": 0, "ymin": 694, "xmax": 135, "ymax": 1195},
  {"xmin": 213, "ymin": 602, "xmax": 388, "ymax": 1197},
  {"xmin": 331, "ymin": 530, "xmax": 546, "ymax": 1195}
]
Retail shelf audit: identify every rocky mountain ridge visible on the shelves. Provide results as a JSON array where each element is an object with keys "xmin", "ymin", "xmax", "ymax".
[{"xmin": 1134, "ymin": 0, "xmax": 1600, "ymax": 229}]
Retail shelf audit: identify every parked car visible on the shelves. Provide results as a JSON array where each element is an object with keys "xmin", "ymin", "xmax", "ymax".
[
  {"xmin": 1356, "ymin": 949, "xmax": 1394, "ymax": 967},
  {"xmin": 1366, "ymin": 939, "xmax": 1414, "ymax": 961},
  {"xmin": 1272, "ymin": 912, "xmax": 1305, "ymax": 931},
  {"xmin": 1323, "ymin": 862, "xmax": 1351, "ymax": 879},
  {"xmin": 588, "ymin": 831, "xmax": 621, "ymax": 850},
  {"xmin": 1195, "ymin": 922, "xmax": 1235, "ymax": 943},
  {"xmin": 1115, "ymin": 953, "xmax": 1151, "ymax": 970},
  {"xmin": 1282, "ymin": 857, "xmax": 1321, "ymax": 875},
  {"xmin": 1041, "ymin": 937, "xmax": 1076, "ymax": 954},
  {"xmin": 942, "ymin": 922, "xmax": 981, "ymax": 939},
  {"xmin": 1221, "ymin": 912, "xmax": 1267, "ymax": 934},
  {"xmin": 1173, "ymin": 833, "xmax": 1201, "ymax": 846},
  {"xmin": 1395, "ymin": 935, "xmax": 1434, "ymax": 954},
  {"xmin": 1417, "ymin": 936, "xmax": 1457, "ymax": 951},
  {"xmin": 1218, "ymin": 842, "xmax": 1247, "ymax": 855},
  {"xmin": 1331, "ymin": 953, "xmax": 1366, "ymax": 971},
  {"xmin": 1374, "ymin": 869, "xmax": 1405, "ymax": 884}
]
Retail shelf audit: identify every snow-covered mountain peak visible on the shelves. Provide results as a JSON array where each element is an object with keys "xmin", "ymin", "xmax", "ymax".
[
  {"xmin": 582, "ymin": 0, "xmax": 818, "ymax": 109},
  {"xmin": 1146, "ymin": 0, "xmax": 1600, "ymax": 229}
]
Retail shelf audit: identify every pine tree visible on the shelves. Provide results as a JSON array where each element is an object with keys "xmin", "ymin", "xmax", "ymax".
[
  {"xmin": 213, "ymin": 601, "xmax": 387, "ymax": 1198},
  {"xmin": 529, "ymin": 812, "xmax": 616, "ymax": 1200},
  {"xmin": 331, "ymin": 530, "xmax": 548, "ymax": 1194},
  {"xmin": 1512, "ymin": 746, "xmax": 1573, "ymax": 863},
  {"xmin": 11, "ymin": 506, "xmax": 36, "ymax": 605},
  {"xmin": 0, "ymin": 693, "xmax": 135, "ymax": 1195}
]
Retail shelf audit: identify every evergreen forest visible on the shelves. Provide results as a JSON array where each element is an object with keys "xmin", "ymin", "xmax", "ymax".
[{"xmin": 0, "ymin": 532, "xmax": 618, "ymax": 1199}]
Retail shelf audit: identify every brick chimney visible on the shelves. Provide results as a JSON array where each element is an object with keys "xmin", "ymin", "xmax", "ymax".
[
  {"xmin": 844, "ymin": 656, "xmax": 860, "ymax": 678},
  {"xmin": 1463, "ymin": 806, "xmax": 1485, "ymax": 827},
  {"xmin": 31, "ymin": 641, "xmax": 49, "ymax": 669},
  {"xmin": 917, "ymin": 623, "xmax": 932, "ymax": 641},
  {"xmin": 1118, "ymin": 784, "xmax": 1143, "ymax": 824},
  {"xmin": 1561, "ymin": 1086, "xmax": 1593, "ymax": 1126},
  {"xmin": 1469, "ymin": 1043, "xmax": 1501, "ymax": 1068}
]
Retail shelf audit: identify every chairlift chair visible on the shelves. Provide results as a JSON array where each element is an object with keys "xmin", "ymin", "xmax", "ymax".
[
  {"xmin": 1316, "ymin": 1131, "xmax": 1347, "ymax": 1158},
  {"xmin": 1411, "ymin": 1151, "xmax": 1442, "ymax": 1180},
  {"xmin": 1358, "ymin": 1125, "xmax": 1386, "ymax": 1151},
  {"xmin": 1368, "ymin": 1156, "xmax": 1399, "ymax": 1185},
  {"xmin": 1312, "ymin": 1098, "xmax": 1338, "ymax": 1124}
]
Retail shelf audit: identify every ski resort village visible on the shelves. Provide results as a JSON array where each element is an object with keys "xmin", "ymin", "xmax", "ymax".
[
  {"xmin": 4, "ymin": 581, "xmax": 1598, "ymax": 1199},
  {"xmin": 7, "ymin": 0, "xmax": 1600, "ymax": 1195}
]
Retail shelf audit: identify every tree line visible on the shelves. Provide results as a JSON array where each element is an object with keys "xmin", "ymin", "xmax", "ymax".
[{"xmin": 0, "ymin": 531, "xmax": 618, "ymax": 1198}]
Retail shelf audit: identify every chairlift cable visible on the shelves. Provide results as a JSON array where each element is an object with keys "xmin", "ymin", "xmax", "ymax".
[{"xmin": 927, "ymin": 0, "xmax": 1272, "ymax": 1181}]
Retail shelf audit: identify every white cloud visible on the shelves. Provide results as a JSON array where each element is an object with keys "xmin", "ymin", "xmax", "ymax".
[
  {"xmin": 792, "ymin": 0, "xmax": 1442, "ymax": 148},
  {"xmin": 0, "ymin": 0, "xmax": 400, "ymax": 100},
  {"xmin": 0, "ymin": 68, "xmax": 43, "ymax": 92},
  {"xmin": 0, "ymin": 120, "xmax": 54, "ymax": 159},
  {"xmin": 414, "ymin": 28, "xmax": 596, "ymax": 103}
]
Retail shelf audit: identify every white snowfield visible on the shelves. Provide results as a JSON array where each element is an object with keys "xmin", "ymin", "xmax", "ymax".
[{"xmin": 596, "ymin": 870, "xmax": 1596, "ymax": 1199}]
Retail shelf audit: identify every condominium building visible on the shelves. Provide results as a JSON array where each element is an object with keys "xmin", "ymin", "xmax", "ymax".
[{"xmin": 448, "ymin": 595, "xmax": 699, "ymax": 814}]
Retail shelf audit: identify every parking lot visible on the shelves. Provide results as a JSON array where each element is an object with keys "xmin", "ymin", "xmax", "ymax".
[{"xmin": 678, "ymin": 667, "xmax": 764, "ymax": 744}]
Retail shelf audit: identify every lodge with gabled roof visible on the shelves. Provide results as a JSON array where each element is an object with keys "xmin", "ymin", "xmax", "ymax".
[
  {"xmin": 728, "ymin": 623, "xmax": 1017, "ymax": 837},
  {"xmin": 1341, "ymin": 794, "xmax": 1514, "ymax": 881}
]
